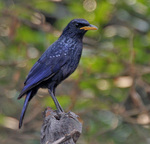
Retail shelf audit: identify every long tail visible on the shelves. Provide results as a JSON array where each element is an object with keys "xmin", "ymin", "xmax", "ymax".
[{"xmin": 19, "ymin": 91, "xmax": 32, "ymax": 129}]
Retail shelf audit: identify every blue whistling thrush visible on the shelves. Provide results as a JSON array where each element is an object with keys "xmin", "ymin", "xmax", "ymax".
[{"xmin": 18, "ymin": 19, "xmax": 97, "ymax": 128}]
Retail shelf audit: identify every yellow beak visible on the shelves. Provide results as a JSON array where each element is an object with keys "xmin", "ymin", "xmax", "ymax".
[{"xmin": 80, "ymin": 24, "xmax": 98, "ymax": 30}]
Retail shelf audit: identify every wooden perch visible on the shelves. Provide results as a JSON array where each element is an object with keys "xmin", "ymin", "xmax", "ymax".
[{"xmin": 40, "ymin": 107, "xmax": 82, "ymax": 144}]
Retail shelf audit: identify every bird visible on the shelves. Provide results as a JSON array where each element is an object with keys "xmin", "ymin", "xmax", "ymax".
[{"xmin": 18, "ymin": 18, "xmax": 97, "ymax": 128}]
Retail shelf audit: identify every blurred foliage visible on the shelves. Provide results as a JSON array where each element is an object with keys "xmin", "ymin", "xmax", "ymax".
[{"xmin": 1, "ymin": 0, "xmax": 150, "ymax": 144}]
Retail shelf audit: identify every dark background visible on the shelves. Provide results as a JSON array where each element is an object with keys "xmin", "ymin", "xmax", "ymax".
[{"xmin": 1, "ymin": 0, "xmax": 150, "ymax": 143}]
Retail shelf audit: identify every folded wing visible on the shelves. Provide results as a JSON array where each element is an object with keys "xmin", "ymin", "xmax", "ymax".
[{"xmin": 18, "ymin": 48, "xmax": 69, "ymax": 99}]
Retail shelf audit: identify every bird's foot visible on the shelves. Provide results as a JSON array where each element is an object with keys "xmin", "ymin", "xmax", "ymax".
[
  {"xmin": 54, "ymin": 109, "xmax": 64, "ymax": 120},
  {"xmin": 58, "ymin": 106, "xmax": 64, "ymax": 113}
]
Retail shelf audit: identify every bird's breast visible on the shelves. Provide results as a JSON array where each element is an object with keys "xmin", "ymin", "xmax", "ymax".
[{"xmin": 61, "ymin": 44, "xmax": 82, "ymax": 77}]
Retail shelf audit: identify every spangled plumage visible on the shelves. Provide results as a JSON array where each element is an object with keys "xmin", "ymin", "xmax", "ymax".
[{"xmin": 18, "ymin": 19, "xmax": 97, "ymax": 128}]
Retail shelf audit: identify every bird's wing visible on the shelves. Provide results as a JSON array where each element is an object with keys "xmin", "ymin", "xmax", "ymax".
[{"xmin": 18, "ymin": 47, "xmax": 69, "ymax": 98}]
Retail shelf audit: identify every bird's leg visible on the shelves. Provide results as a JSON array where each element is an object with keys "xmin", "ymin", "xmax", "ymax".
[{"xmin": 48, "ymin": 89, "xmax": 64, "ymax": 113}]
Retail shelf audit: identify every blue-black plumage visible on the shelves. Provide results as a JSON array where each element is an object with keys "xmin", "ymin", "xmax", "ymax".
[{"xmin": 18, "ymin": 19, "xmax": 97, "ymax": 128}]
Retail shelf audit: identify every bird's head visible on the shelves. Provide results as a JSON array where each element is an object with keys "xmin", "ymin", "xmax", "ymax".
[{"xmin": 61, "ymin": 19, "xmax": 98, "ymax": 39}]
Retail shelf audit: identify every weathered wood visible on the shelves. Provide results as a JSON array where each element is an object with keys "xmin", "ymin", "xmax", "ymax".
[{"xmin": 40, "ymin": 107, "xmax": 82, "ymax": 144}]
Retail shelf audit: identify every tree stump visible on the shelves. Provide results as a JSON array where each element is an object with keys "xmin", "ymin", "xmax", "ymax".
[{"xmin": 40, "ymin": 107, "xmax": 82, "ymax": 144}]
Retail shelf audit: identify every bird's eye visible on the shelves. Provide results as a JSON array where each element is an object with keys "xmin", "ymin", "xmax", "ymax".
[{"xmin": 75, "ymin": 23, "xmax": 80, "ymax": 28}]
